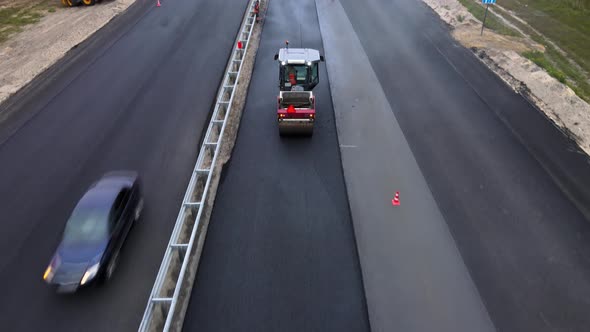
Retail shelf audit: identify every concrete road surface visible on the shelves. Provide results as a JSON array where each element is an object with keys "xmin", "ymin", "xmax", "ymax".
[{"xmin": 317, "ymin": 0, "xmax": 495, "ymax": 331}]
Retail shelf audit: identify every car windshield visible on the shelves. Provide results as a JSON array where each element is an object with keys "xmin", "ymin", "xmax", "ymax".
[{"xmin": 62, "ymin": 190, "xmax": 112, "ymax": 246}]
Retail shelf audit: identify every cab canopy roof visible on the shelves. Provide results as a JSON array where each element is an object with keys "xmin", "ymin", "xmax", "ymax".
[{"xmin": 275, "ymin": 48, "xmax": 322, "ymax": 64}]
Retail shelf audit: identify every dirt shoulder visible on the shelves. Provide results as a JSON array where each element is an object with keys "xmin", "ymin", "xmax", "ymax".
[
  {"xmin": 422, "ymin": 0, "xmax": 590, "ymax": 156},
  {"xmin": 0, "ymin": 0, "xmax": 136, "ymax": 104}
]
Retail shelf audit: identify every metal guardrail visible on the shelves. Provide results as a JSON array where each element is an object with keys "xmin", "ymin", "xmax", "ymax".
[{"xmin": 138, "ymin": 1, "xmax": 258, "ymax": 330}]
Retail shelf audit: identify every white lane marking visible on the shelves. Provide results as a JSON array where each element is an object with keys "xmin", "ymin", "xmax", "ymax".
[{"xmin": 340, "ymin": 144, "xmax": 358, "ymax": 148}]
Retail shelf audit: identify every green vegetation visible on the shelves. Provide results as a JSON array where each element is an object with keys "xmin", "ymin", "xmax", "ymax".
[
  {"xmin": 0, "ymin": 0, "xmax": 61, "ymax": 45},
  {"xmin": 498, "ymin": 0, "xmax": 590, "ymax": 80},
  {"xmin": 490, "ymin": 2, "xmax": 590, "ymax": 102},
  {"xmin": 0, "ymin": 6, "xmax": 43, "ymax": 43},
  {"xmin": 563, "ymin": 0, "xmax": 590, "ymax": 9},
  {"xmin": 456, "ymin": 0, "xmax": 521, "ymax": 36},
  {"xmin": 544, "ymin": 46, "xmax": 590, "ymax": 101},
  {"xmin": 523, "ymin": 51, "xmax": 567, "ymax": 83}
]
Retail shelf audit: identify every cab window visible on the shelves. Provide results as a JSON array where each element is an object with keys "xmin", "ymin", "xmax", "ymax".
[
  {"xmin": 310, "ymin": 63, "xmax": 319, "ymax": 84},
  {"xmin": 283, "ymin": 65, "xmax": 308, "ymax": 86}
]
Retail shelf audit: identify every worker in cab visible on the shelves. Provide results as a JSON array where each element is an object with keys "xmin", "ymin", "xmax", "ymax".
[{"xmin": 288, "ymin": 67, "xmax": 297, "ymax": 86}]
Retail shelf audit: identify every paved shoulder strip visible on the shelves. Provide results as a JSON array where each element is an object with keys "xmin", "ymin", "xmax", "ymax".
[{"xmin": 316, "ymin": 0, "xmax": 496, "ymax": 331}]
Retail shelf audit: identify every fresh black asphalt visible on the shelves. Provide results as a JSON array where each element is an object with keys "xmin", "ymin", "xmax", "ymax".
[
  {"xmin": 1, "ymin": 0, "xmax": 590, "ymax": 331},
  {"xmin": 0, "ymin": 0, "xmax": 246, "ymax": 330},
  {"xmin": 338, "ymin": 0, "xmax": 590, "ymax": 330},
  {"xmin": 181, "ymin": 0, "xmax": 371, "ymax": 331}
]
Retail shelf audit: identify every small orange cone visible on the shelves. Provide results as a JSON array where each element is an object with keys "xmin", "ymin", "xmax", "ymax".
[
  {"xmin": 156, "ymin": 0, "xmax": 161, "ymax": 7},
  {"xmin": 392, "ymin": 192, "xmax": 400, "ymax": 206}
]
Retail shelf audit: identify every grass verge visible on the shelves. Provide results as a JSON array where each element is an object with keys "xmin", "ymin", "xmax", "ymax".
[
  {"xmin": 456, "ymin": 0, "xmax": 521, "ymax": 36},
  {"xmin": 0, "ymin": 1, "xmax": 59, "ymax": 44},
  {"xmin": 523, "ymin": 51, "xmax": 567, "ymax": 83},
  {"xmin": 491, "ymin": 4, "xmax": 590, "ymax": 102},
  {"xmin": 498, "ymin": 0, "xmax": 590, "ymax": 75}
]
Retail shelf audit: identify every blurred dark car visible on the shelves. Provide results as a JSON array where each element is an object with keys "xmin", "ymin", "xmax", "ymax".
[{"xmin": 43, "ymin": 171, "xmax": 144, "ymax": 293}]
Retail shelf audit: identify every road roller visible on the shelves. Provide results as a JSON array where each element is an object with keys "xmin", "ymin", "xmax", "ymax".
[{"xmin": 274, "ymin": 41, "xmax": 324, "ymax": 136}]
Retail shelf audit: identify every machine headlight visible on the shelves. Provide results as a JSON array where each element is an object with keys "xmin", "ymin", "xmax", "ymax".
[
  {"xmin": 281, "ymin": 61, "xmax": 286, "ymax": 66},
  {"xmin": 80, "ymin": 263, "xmax": 100, "ymax": 285}
]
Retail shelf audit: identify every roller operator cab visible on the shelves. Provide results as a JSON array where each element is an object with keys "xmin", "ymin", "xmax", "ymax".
[{"xmin": 274, "ymin": 42, "xmax": 325, "ymax": 136}]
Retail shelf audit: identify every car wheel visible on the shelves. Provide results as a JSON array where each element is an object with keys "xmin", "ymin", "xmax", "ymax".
[
  {"xmin": 105, "ymin": 251, "xmax": 119, "ymax": 281},
  {"xmin": 65, "ymin": 0, "xmax": 79, "ymax": 6},
  {"xmin": 82, "ymin": 0, "xmax": 96, "ymax": 5},
  {"xmin": 135, "ymin": 198, "xmax": 144, "ymax": 221}
]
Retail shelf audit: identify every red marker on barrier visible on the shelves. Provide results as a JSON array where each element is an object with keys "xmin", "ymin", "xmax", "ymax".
[
  {"xmin": 237, "ymin": 41, "xmax": 243, "ymax": 49},
  {"xmin": 392, "ymin": 192, "xmax": 400, "ymax": 206}
]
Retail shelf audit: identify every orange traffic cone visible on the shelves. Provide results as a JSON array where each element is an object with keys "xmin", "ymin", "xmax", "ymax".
[
  {"xmin": 156, "ymin": 0, "xmax": 161, "ymax": 7},
  {"xmin": 392, "ymin": 192, "xmax": 400, "ymax": 206}
]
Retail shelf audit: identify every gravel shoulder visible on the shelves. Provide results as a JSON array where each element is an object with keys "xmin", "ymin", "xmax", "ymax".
[
  {"xmin": 422, "ymin": 0, "xmax": 590, "ymax": 155},
  {"xmin": 0, "ymin": 0, "xmax": 136, "ymax": 104}
]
